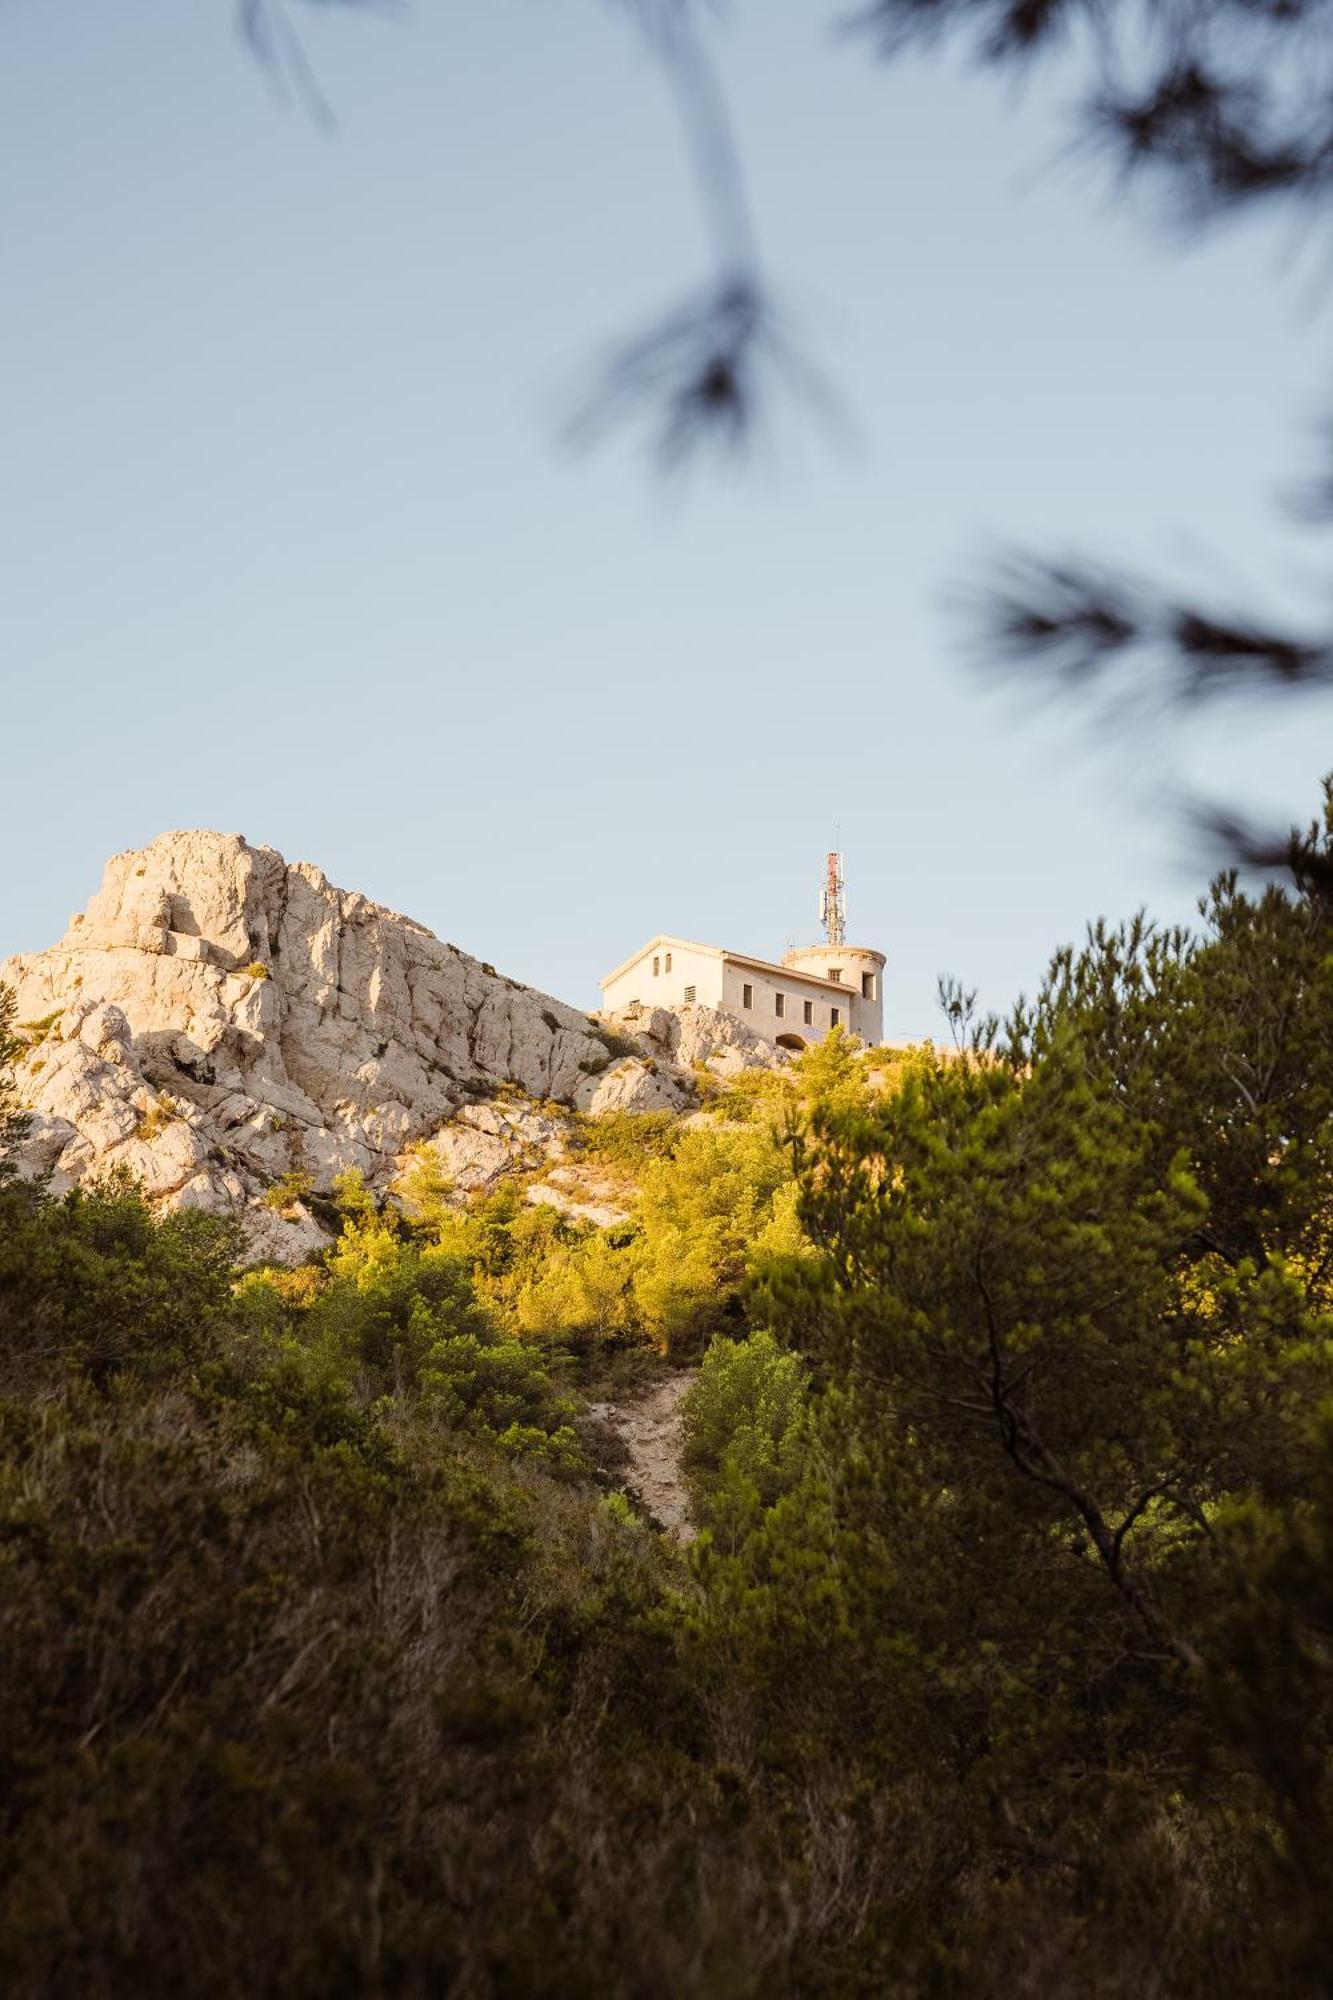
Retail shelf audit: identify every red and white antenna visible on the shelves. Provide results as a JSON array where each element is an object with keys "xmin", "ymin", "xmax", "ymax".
[{"xmin": 819, "ymin": 851, "xmax": 846, "ymax": 946}]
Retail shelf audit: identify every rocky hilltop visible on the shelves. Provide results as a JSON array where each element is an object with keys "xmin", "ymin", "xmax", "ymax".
[{"xmin": 2, "ymin": 831, "xmax": 788, "ymax": 1255}]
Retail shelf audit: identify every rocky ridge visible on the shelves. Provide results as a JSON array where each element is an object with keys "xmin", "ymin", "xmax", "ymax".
[{"xmin": 3, "ymin": 831, "xmax": 790, "ymax": 1255}]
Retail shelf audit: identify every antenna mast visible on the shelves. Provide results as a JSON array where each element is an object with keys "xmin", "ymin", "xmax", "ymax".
[{"xmin": 819, "ymin": 851, "xmax": 846, "ymax": 946}]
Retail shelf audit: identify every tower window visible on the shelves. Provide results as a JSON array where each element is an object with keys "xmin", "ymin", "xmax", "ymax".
[
  {"xmin": 652, "ymin": 955, "xmax": 660, "ymax": 977},
  {"xmin": 831, "ymin": 1006, "xmax": 841, "ymax": 1028},
  {"xmin": 861, "ymin": 971, "xmax": 875, "ymax": 999},
  {"xmin": 828, "ymin": 968, "xmax": 842, "ymax": 983},
  {"xmin": 684, "ymin": 985, "xmax": 696, "ymax": 1003},
  {"xmin": 803, "ymin": 999, "xmax": 813, "ymax": 1025},
  {"xmin": 664, "ymin": 952, "xmax": 672, "ymax": 972},
  {"xmin": 742, "ymin": 983, "xmax": 753, "ymax": 1009},
  {"xmin": 775, "ymin": 992, "xmax": 785, "ymax": 1018}
]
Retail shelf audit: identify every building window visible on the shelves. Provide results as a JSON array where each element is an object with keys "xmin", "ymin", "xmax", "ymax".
[
  {"xmin": 831, "ymin": 1006, "xmax": 840, "ymax": 1027},
  {"xmin": 775, "ymin": 992, "xmax": 785, "ymax": 1018},
  {"xmin": 828, "ymin": 968, "xmax": 842, "ymax": 983},
  {"xmin": 664, "ymin": 952, "xmax": 672, "ymax": 972},
  {"xmin": 684, "ymin": 984, "xmax": 696, "ymax": 1002},
  {"xmin": 652, "ymin": 955, "xmax": 660, "ymax": 977},
  {"xmin": 861, "ymin": 971, "xmax": 875, "ymax": 999},
  {"xmin": 742, "ymin": 982, "xmax": 753, "ymax": 1009},
  {"xmin": 803, "ymin": 999, "xmax": 813, "ymax": 1025}
]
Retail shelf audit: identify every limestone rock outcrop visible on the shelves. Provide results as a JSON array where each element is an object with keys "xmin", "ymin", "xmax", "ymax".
[
  {"xmin": 524, "ymin": 1169, "xmax": 629, "ymax": 1230},
  {"xmin": 3, "ymin": 833, "xmax": 792, "ymax": 1258},
  {"xmin": 420, "ymin": 1099, "xmax": 572, "ymax": 1197},
  {"xmin": 606, "ymin": 1001, "xmax": 790, "ymax": 1077},
  {"xmin": 1, "ymin": 833, "xmax": 633, "ymax": 1232},
  {"xmin": 412, "ymin": 1101, "xmax": 633, "ymax": 1228}
]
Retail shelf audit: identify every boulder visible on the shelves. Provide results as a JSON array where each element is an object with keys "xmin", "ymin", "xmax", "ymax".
[
  {"xmin": 608, "ymin": 1000, "xmax": 790, "ymax": 1076},
  {"xmin": 417, "ymin": 1098, "xmax": 569, "ymax": 1195},
  {"xmin": 574, "ymin": 1057, "xmax": 692, "ymax": 1116}
]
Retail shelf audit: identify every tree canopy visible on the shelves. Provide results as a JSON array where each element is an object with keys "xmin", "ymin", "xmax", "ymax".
[{"xmin": 3, "ymin": 802, "xmax": 1333, "ymax": 1987}]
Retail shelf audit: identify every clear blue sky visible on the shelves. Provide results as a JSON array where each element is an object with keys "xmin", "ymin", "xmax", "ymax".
[{"xmin": 2, "ymin": 2, "xmax": 1328, "ymax": 1033}]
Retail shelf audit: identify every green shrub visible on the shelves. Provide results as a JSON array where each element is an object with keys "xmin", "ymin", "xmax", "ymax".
[
  {"xmin": 591, "ymin": 1023, "xmax": 640, "ymax": 1060},
  {"xmin": 568, "ymin": 1109, "xmax": 678, "ymax": 1173},
  {"xmin": 0, "ymin": 1172, "xmax": 745, "ymax": 1996},
  {"xmin": 629, "ymin": 1123, "xmax": 792, "ymax": 1354},
  {"xmin": 680, "ymin": 1331, "xmax": 809, "ymax": 1536},
  {"xmin": 18, "ymin": 1010, "xmax": 62, "ymax": 1049},
  {"xmin": 261, "ymin": 1168, "xmax": 315, "ymax": 1214},
  {"xmin": 513, "ymin": 1231, "xmax": 637, "ymax": 1348},
  {"xmin": 134, "ymin": 1093, "xmax": 180, "ymax": 1142}
]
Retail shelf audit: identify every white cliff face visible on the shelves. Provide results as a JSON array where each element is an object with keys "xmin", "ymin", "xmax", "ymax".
[
  {"xmin": 2, "ymin": 833, "xmax": 791, "ymax": 1258},
  {"xmin": 422, "ymin": 1099, "xmax": 573, "ymax": 1196},
  {"xmin": 1, "ymin": 834, "xmax": 618, "ymax": 1214}
]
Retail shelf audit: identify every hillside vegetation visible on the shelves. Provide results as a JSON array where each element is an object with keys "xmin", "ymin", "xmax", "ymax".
[{"xmin": 2, "ymin": 803, "xmax": 1333, "ymax": 1996}]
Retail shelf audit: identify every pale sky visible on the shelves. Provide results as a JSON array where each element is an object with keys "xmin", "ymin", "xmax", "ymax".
[{"xmin": 2, "ymin": 2, "xmax": 1329, "ymax": 1033}]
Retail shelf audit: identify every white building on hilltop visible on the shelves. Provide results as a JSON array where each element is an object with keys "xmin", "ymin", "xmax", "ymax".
[{"xmin": 600, "ymin": 855, "xmax": 885, "ymax": 1050}]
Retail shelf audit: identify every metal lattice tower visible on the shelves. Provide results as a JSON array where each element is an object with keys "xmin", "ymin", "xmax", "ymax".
[{"xmin": 819, "ymin": 851, "xmax": 846, "ymax": 946}]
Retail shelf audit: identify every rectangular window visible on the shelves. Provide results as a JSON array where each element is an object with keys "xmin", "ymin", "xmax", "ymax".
[
  {"xmin": 828, "ymin": 968, "xmax": 842, "ymax": 983},
  {"xmin": 664, "ymin": 952, "xmax": 672, "ymax": 972},
  {"xmin": 684, "ymin": 984, "xmax": 696, "ymax": 1002},
  {"xmin": 831, "ymin": 1006, "xmax": 840, "ymax": 1027},
  {"xmin": 803, "ymin": 999, "xmax": 813, "ymax": 1025},
  {"xmin": 652, "ymin": 955, "xmax": 660, "ymax": 977},
  {"xmin": 775, "ymin": 992, "xmax": 785, "ymax": 1018},
  {"xmin": 742, "ymin": 982, "xmax": 753, "ymax": 1009},
  {"xmin": 861, "ymin": 971, "xmax": 874, "ymax": 999}
]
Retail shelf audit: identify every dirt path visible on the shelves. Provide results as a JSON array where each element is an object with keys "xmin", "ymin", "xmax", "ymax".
[{"xmin": 588, "ymin": 1372, "xmax": 695, "ymax": 1541}]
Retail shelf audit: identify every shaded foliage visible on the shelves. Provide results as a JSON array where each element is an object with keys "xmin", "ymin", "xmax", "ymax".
[
  {"xmin": 0, "ymin": 986, "xmax": 31, "ymax": 1176},
  {"xmin": 5, "ymin": 844, "xmax": 1333, "ymax": 1987},
  {"xmin": 742, "ymin": 799, "xmax": 1333, "ymax": 1988},
  {"xmin": 0, "ymin": 1171, "xmax": 760, "ymax": 1997}
]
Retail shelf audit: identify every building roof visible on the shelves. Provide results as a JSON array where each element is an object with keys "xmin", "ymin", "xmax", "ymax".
[{"xmin": 599, "ymin": 934, "xmax": 851, "ymax": 996}]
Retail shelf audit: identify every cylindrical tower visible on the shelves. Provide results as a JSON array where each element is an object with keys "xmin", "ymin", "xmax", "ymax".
[
  {"xmin": 783, "ymin": 852, "xmax": 885, "ymax": 1043},
  {"xmin": 781, "ymin": 942, "xmax": 885, "ymax": 1045}
]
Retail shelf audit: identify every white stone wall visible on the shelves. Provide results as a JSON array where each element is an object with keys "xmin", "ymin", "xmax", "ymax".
[
  {"xmin": 600, "ymin": 941, "xmax": 725, "ymax": 1017},
  {"xmin": 718, "ymin": 959, "xmax": 852, "ymax": 1047}
]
